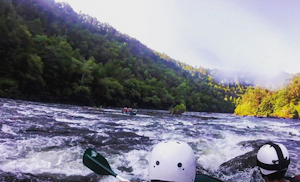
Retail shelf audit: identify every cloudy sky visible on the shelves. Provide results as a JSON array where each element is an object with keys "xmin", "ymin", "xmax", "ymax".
[{"xmin": 55, "ymin": 0, "xmax": 300, "ymax": 76}]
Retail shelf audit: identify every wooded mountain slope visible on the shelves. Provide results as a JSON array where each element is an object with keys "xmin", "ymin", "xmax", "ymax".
[{"xmin": 0, "ymin": 0, "xmax": 243, "ymax": 112}]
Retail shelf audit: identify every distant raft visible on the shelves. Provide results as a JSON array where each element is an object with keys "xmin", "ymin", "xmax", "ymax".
[{"xmin": 122, "ymin": 107, "xmax": 137, "ymax": 115}]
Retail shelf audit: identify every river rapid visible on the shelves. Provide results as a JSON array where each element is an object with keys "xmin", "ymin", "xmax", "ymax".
[{"xmin": 0, "ymin": 98, "xmax": 300, "ymax": 182}]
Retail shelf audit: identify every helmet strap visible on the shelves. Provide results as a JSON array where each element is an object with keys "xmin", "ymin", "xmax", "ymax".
[
  {"xmin": 267, "ymin": 142, "xmax": 285, "ymax": 171},
  {"xmin": 257, "ymin": 142, "xmax": 290, "ymax": 171}
]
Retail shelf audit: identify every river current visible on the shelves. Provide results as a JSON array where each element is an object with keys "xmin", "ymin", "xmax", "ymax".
[{"xmin": 0, "ymin": 98, "xmax": 300, "ymax": 182}]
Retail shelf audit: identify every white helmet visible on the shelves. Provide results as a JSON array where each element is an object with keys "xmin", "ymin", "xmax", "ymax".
[
  {"xmin": 257, "ymin": 142, "xmax": 290, "ymax": 175},
  {"xmin": 148, "ymin": 140, "xmax": 196, "ymax": 182}
]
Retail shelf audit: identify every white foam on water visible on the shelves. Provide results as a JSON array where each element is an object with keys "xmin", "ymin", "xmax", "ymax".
[
  {"xmin": 0, "ymin": 139, "xmax": 19, "ymax": 160},
  {"xmin": 211, "ymin": 119, "xmax": 259, "ymax": 129},
  {"xmin": 48, "ymin": 107, "xmax": 72, "ymax": 113},
  {"xmin": 2, "ymin": 103, "xmax": 21, "ymax": 109},
  {"xmin": 55, "ymin": 117, "xmax": 86, "ymax": 124},
  {"xmin": 19, "ymin": 106, "xmax": 52, "ymax": 116},
  {"xmin": 136, "ymin": 121, "xmax": 151, "ymax": 127},
  {"xmin": 124, "ymin": 149, "xmax": 149, "ymax": 180},
  {"xmin": 107, "ymin": 149, "xmax": 149, "ymax": 181},
  {"xmin": 134, "ymin": 114, "xmax": 152, "ymax": 118},
  {"xmin": 116, "ymin": 119, "xmax": 134, "ymax": 125},
  {"xmin": 160, "ymin": 133, "xmax": 189, "ymax": 141},
  {"xmin": 135, "ymin": 118, "xmax": 199, "ymax": 140},
  {"xmin": 55, "ymin": 117, "xmax": 100, "ymax": 126},
  {"xmin": 17, "ymin": 110, "xmax": 33, "ymax": 116},
  {"xmin": 2, "ymin": 103, "xmax": 10, "ymax": 108},
  {"xmin": 33, "ymin": 106, "xmax": 53, "ymax": 113},
  {"xmin": 8, "ymin": 104, "xmax": 60, "ymax": 117},
  {"xmin": 253, "ymin": 120, "xmax": 300, "ymax": 138},
  {"xmin": 5, "ymin": 118, "xmax": 22, "ymax": 123},
  {"xmin": 116, "ymin": 119, "xmax": 156, "ymax": 133},
  {"xmin": 97, "ymin": 176, "xmax": 119, "ymax": 182},
  {"xmin": 102, "ymin": 108, "xmax": 119, "ymax": 112},
  {"xmin": 0, "ymin": 136, "xmax": 81, "ymax": 161},
  {"xmin": 66, "ymin": 112, "xmax": 99, "ymax": 119},
  {"xmin": 269, "ymin": 125, "xmax": 299, "ymax": 136},
  {"xmin": 222, "ymin": 168, "xmax": 258, "ymax": 182},
  {"xmin": 122, "ymin": 128, "xmax": 133, "ymax": 133},
  {"xmin": 112, "ymin": 112, "xmax": 124, "ymax": 116},
  {"xmin": 196, "ymin": 131, "xmax": 254, "ymax": 171},
  {"xmin": 174, "ymin": 119, "xmax": 193, "ymax": 126},
  {"xmin": 0, "ymin": 147, "xmax": 90, "ymax": 176},
  {"xmin": 1, "ymin": 124, "xmax": 17, "ymax": 135},
  {"xmin": 261, "ymin": 120, "xmax": 291, "ymax": 127},
  {"xmin": 274, "ymin": 126, "xmax": 300, "ymax": 136},
  {"xmin": 136, "ymin": 130, "xmax": 157, "ymax": 139}
]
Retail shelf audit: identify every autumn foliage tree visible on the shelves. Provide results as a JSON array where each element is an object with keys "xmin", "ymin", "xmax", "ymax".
[{"xmin": 235, "ymin": 75, "xmax": 300, "ymax": 119}]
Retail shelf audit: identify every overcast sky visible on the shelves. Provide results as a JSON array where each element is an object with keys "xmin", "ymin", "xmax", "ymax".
[{"xmin": 55, "ymin": 0, "xmax": 300, "ymax": 77}]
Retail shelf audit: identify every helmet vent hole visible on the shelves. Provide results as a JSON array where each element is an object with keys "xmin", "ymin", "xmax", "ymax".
[
  {"xmin": 177, "ymin": 142, "xmax": 181, "ymax": 144},
  {"xmin": 183, "ymin": 168, "xmax": 185, "ymax": 170},
  {"xmin": 156, "ymin": 161, "xmax": 160, "ymax": 165},
  {"xmin": 177, "ymin": 163, "xmax": 182, "ymax": 167}
]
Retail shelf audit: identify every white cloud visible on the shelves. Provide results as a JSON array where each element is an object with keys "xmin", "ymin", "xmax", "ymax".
[{"xmin": 55, "ymin": 0, "xmax": 300, "ymax": 75}]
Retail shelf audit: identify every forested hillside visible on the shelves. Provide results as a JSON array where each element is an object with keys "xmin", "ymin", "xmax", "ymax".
[
  {"xmin": 235, "ymin": 75, "xmax": 300, "ymax": 119},
  {"xmin": 0, "ymin": 0, "xmax": 245, "ymax": 112}
]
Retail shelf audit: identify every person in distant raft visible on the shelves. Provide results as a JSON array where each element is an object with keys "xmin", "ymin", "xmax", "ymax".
[
  {"xmin": 257, "ymin": 142, "xmax": 300, "ymax": 182},
  {"xmin": 148, "ymin": 140, "xmax": 196, "ymax": 182}
]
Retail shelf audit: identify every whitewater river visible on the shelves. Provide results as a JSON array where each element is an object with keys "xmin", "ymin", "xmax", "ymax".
[{"xmin": 0, "ymin": 98, "xmax": 300, "ymax": 182}]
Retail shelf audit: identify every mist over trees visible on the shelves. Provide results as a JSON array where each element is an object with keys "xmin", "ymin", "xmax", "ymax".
[
  {"xmin": 209, "ymin": 69, "xmax": 291, "ymax": 90},
  {"xmin": 0, "ymin": 0, "xmax": 246, "ymax": 112}
]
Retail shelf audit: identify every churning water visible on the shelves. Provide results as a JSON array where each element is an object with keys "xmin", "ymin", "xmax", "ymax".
[{"xmin": 0, "ymin": 98, "xmax": 300, "ymax": 182}]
